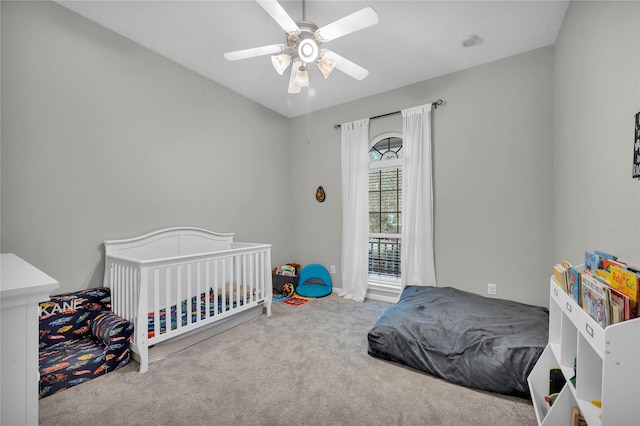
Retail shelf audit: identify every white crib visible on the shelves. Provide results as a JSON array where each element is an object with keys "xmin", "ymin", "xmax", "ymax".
[{"xmin": 103, "ymin": 227, "xmax": 272, "ymax": 373}]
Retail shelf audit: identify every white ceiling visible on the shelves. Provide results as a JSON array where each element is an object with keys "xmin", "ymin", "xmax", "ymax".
[{"xmin": 56, "ymin": 0, "xmax": 570, "ymax": 118}]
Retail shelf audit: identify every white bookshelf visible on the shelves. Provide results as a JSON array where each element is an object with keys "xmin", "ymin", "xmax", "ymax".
[{"xmin": 528, "ymin": 278, "xmax": 640, "ymax": 425}]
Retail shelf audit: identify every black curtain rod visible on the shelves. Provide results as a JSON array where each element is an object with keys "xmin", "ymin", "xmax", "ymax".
[{"xmin": 333, "ymin": 99, "xmax": 444, "ymax": 129}]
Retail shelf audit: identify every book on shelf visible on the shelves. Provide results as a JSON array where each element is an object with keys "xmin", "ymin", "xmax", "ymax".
[
  {"xmin": 567, "ymin": 264, "xmax": 582, "ymax": 305},
  {"xmin": 593, "ymin": 258, "xmax": 625, "ymax": 285},
  {"xmin": 603, "ymin": 257, "xmax": 626, "ymax": 271},
  {"xmin": 553, "ymin": 264, "xmax": 568, "ymax": 292},
  {"xmin": 584, "ymin": 251, "xmax": 600, "ymax": 271},
  {"xmin": 595, "ymin": 268, "xmax": 611, "ymax": 284},
  {"xmin": 608, "ymin": 285, "xmax": 631, "ymax": 323},
  {"xmin": 585, "ymin": 250, "xmax": 617, "ymax": 272},
  {"xmin": 594, "ymin": 250, "xmax": 617, "ymax": 260},
  {"xmin": 608, "ymin": 265, "xmax": 639, "ymax": 317},
  {"xmin": 581, "ymin": 272, "xmax": 610, "ymax": 328}
]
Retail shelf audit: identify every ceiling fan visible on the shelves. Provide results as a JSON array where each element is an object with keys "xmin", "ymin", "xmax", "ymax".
[{"xmin": 224, "ymin": 0, "xmax": 379, "ymax": 94}]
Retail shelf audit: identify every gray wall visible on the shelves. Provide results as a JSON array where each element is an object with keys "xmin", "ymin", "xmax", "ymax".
[
  {"xmin": 3, "ymin": 1, "xmax": 637, "ymax": 309},
  {"xmin": 288, "ymin": 0, "xmax": 640, "ymax": 308},
  {"xmin": 553, "ymin": 1, "xmax": 640, "ymax": 266},
  {"xmin": 1, "ymin": 1, "xmax": 292, "ymax": 294},
  {"xmin": 289, "ymin": 46, "xmax": 555, "ymax": 307}
]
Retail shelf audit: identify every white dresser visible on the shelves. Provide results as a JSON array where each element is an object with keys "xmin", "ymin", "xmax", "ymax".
[{"xmin": 1, "ymin": 253, "xmax": 59, "ymax": 426}]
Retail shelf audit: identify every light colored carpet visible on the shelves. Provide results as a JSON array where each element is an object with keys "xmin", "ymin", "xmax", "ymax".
[{"xmin": 39, "ymin": 293, "xmax": 537, "ymax": 426}]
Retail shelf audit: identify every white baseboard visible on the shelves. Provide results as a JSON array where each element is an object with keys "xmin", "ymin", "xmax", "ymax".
[
  {"xmin": 331, "ymin": 287, "xmax": 399, "ymax": 304},
  {"xmin": 365, "ymin": 292, "xmax": 399, "ymax": 304}
]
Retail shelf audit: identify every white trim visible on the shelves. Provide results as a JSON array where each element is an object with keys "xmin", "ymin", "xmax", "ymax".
[
  {"xmin": 366, "ymin": 277, "xmax": 401, "ymax": 304},
  {"xmin": 369, "ymin": 131, "xmax": 402, "ymax": 150},
  {"xmin": 369, "ymin": 158, "xmax": 401, "ymax": 170},
  {"xmin": 365, "ymin": 291, "xmax": 399, "ymax": 304},
  {"xmin": 368, "ymin": 257, "xmax": 402, "ymax": 285},
  {"xmin": 368, "ymin": 279, "xmax": 401, "ymax": 290},
  {"xmin": 332, "ymin": 286, "xmax": 399, "ymax": 304},
  {"xmin": 369, "ymin": 132, "xmax": 403, "ymax": 168},
  {"xmin": 369, "ymin": 233, "xmax": 401, "ymax": 240}
]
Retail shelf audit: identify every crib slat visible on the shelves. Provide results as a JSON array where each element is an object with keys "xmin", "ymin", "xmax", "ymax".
[
  {"xmin": 232, "ymin": 256, "xmax": 237, "ymax": 307},
  {"xmin": 250, "ymin": 253, "xmax": 256, "ymax": 303},
  {"xmin": 222, "ymin": 259, "xmax": 227, "ymax": 312},
  {"xmin": 213, "ymin": 258, "xmax": 219, "ymax": 315},
  {"xmin": 191, "ymin": 262, "xmax": 196, "ymax": 324},
  {"xmin": 242, "ymin": 256, "xmax": 248, "ymax": 305},
  {"xmin": 174, "ymin": 264, "xmax": 178, "ymax": 330},
  {"xmin": 138, "ymin": 267, "xmax": 150, "ymax": 373},
  {"xmin": 205, "ymin": 260, "xmax": 211, "ymax": 319},
  {"xmin": 236, "ymin": 255, "xmax": 242, "ymax": 306},
  {"xmin": 116, "ymin": 264, "xmax": 123, "ymax": 315},
  {"xmin": 123, "ymin": 265, "xmax": 129, "ymax": 318},
  {"xmin": 259, "ymin": 251, "xmax": 265, "ymax": 299},
  {"xmin": 195, "ymin": 261, "xmax": 202, "ymax": 322},
  {"xmin": 186, "ymin": 262, "xmax": 192, "ymax": 325},
  {"xmin": 256, "ymin": 253, "xmax": 266, "ymax": 299},
  {"xmin": 227, "ymin": 256, "xmax": 231, "ymax": 312},
  {"xmin": 164, "ymin": 266, "xmax": 172, "ymax": 333},
  {"xmin": 153, "ymin": 268, "xmax": 160, "ymax": 339},
  {"xmin": 125, "ymin": 264, "xmax": 130, "ymax": 318},
  {"xmin": 133, "ymin": 267, "xmax": 139, "ymax": 328}
]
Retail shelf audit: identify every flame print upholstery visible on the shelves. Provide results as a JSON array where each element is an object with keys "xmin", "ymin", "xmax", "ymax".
[{"xmin": 38, "ymin": 287, "xmax": 133, "ymax": 398}]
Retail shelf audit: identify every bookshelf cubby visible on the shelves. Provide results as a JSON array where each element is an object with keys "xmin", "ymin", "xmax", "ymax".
[{"xmin": 527, "ymin": 278, "xmax": 640, "ymax": 425}]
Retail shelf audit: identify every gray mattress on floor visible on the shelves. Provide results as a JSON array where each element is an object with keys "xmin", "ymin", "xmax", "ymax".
[{"xmin": 367, "ymin": 285, "xmax": 548, "ymax": 397}]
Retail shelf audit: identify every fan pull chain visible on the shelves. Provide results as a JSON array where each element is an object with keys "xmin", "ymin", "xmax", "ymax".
[{"xmin": 306, "ymin": 87, "xmax": 311, "ymax": 144}]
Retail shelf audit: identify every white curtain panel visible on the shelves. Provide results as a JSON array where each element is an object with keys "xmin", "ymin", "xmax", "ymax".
[
  {"xmin": 401, "ymin": 104, "xmax": 437, "ymax": 287},
  {"xmin": 340, "ymin": 118, "xmax": 370, "ymax": 302}
]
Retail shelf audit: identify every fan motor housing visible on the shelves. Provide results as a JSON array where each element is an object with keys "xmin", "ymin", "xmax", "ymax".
[
  {"xmin": 287, "ymin": 21, "xmax": 321, "ymax": 63},
  {"xmin": 287, "ymin": 21, "xmax": 319, "ymax": 46}
]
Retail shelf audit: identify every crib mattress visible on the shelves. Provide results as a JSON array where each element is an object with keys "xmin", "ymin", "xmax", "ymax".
[
  {"xmin": 147, "ymin": 290, "xmax": 243, "ymax": 338},
  {"xmin": 367, "ymin": 285, "xmax": 549, "ymax": 397}
]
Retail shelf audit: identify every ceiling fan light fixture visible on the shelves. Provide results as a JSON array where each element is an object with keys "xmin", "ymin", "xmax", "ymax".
[
  {"xmin": 298, "ymin": 38, "xmax": 318, "ymax": 63},
  {"xmin": 317, "ymin": 56, "xmax": 336, "ymax": 79},
  {"xmin": 225, "ymin": 0, "xmax": 379, "ymax": 94},
  {"xmin": 294, "ymin": 65, "xmax": 310, "ymax": 87},
  {"xmin": 271, "ymin": 53, "xmax": 292, "ymax": 75}
]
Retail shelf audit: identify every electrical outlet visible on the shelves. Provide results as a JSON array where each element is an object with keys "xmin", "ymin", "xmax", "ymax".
[
  {"xmin": 488, "ymin": 283, "xmax": 497, "ymax": 295},
  {"xmin": 330, "ymin": 265, "xmax": 336, "ymax": 274}
]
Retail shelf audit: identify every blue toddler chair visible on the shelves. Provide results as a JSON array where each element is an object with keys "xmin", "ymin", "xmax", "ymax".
[{"xmin": 296, "ymin": 264, "xmax": 332, "ymax": 298}]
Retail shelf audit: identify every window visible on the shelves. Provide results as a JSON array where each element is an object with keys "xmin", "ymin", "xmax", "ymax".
[{"xmin": 368, "ymin": 133, "xmax": 402, "ymax": 286}]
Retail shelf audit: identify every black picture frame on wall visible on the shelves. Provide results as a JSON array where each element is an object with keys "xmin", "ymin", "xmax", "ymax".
[{"xmin": 634, "ymin": 112, "xmax": 640, "ymax": 178}]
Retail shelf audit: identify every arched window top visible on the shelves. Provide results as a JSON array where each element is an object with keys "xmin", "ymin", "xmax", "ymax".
[{"xmin": 369, "ymin": 133, "xmax": 403, "ymax": 162}]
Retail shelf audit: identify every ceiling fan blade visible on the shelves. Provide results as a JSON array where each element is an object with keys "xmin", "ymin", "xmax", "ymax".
[
  {"xmin": 256, "ymin": 0, "xmax": 300, "ymax": 34},
  {"xmin": 224, "ymin": 44, "xmax": 286, "ymax": 61},
  {"xmin": 288, "ymin": 60, "xmax": 302, "ymax": 94},
  {"xmin": 315, "ymin": 7, "xmax": 379, "ymax": 42},
  {"xmin": 322, "ymin": 51, "xmax": 369, "ymax": 80}
]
